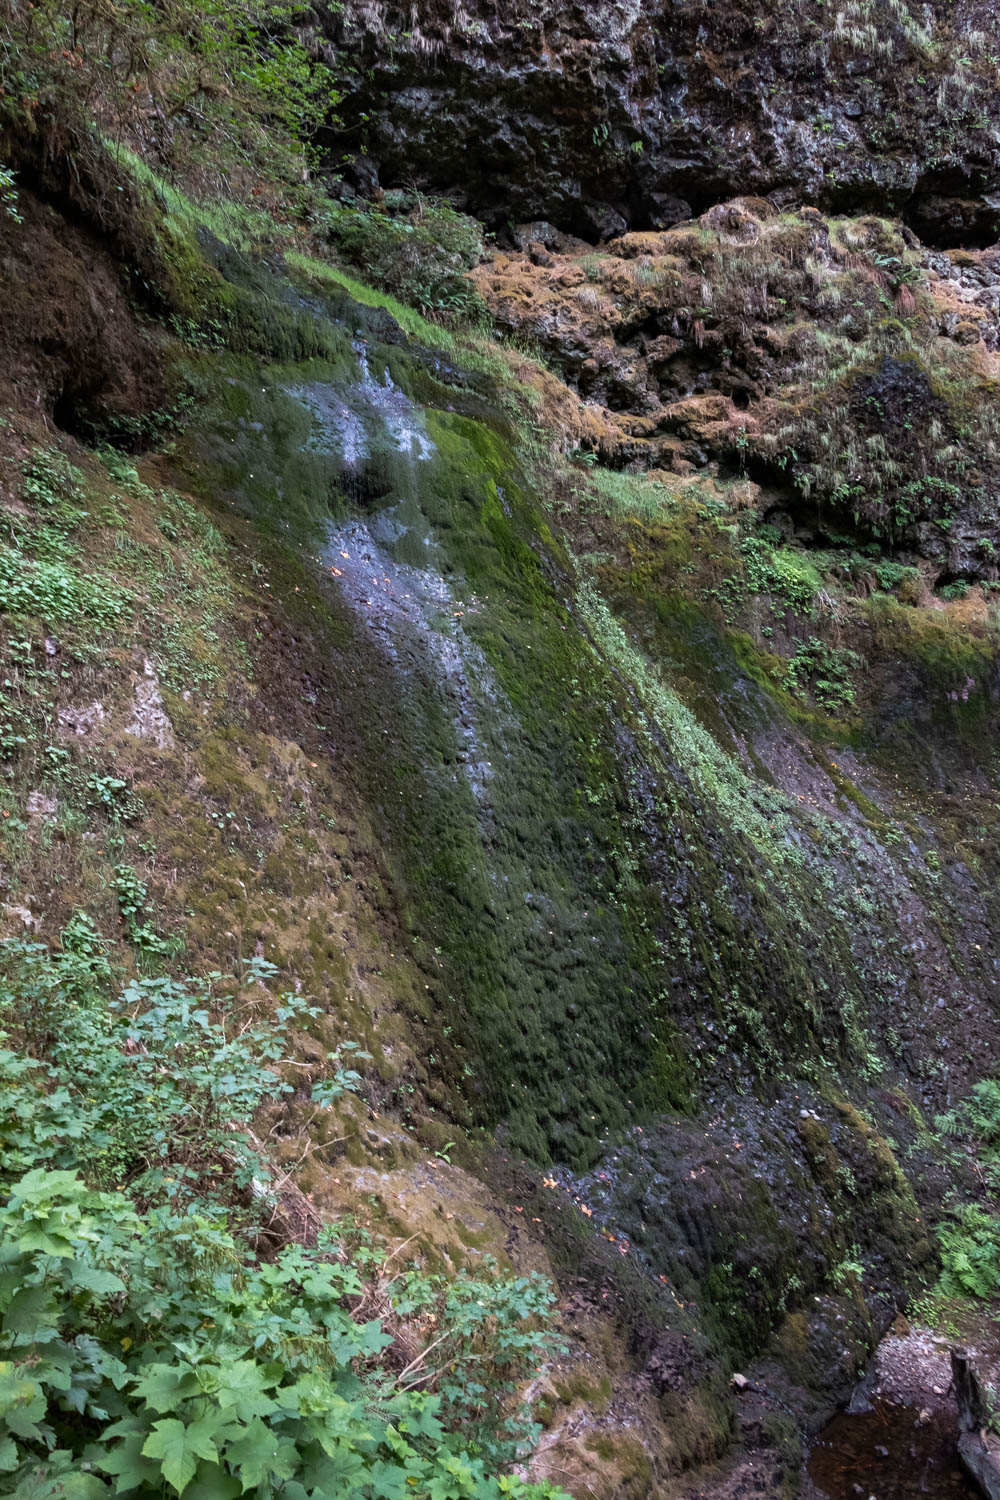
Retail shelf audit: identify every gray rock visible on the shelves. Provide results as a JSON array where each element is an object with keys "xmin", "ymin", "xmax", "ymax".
[
  {"xmin": 125, "ymin": 659, "xmax": 175, "ymax": 750},
  {"xmin": 328, "ymin": 0, "xmax": 1000, "ymax": 245}
]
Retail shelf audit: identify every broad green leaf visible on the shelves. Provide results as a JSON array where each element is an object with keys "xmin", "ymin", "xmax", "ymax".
[
  {"xmin": 0, "ymin": 1365, "xmax": 46, "ymax": 1440},
  {"xmin": 224, "ymin": 1416, "xmax": 298, "ymax": 1490},
  {"xmin": 299, "ymin": 1441, "xmax": 367, "ymax": 1492},
  {"xmin": 96, "ymin": 1432, "xmax": 163, "ymax": 1494},
  {"xmin": 13, "ymin": 1226, "xmax": 78, "ymax": 1258},
  {"xmin": 11, "ymin": 1465, "xmax": 110, "ymax": 1500},
  {"xmin": 1, "ymin": 1284, "xmax": 57, "ymax": 1336},
  {"xmin": 182, "ymin": 1471, "xmax": 241, "ymax": 1500},
  {"xmin": 365, "ymin": 1460, "xmax": 412, "ymax": 1500},
  {"xmin": 132, "ymin": 1364, "xmax": 202, "ymax": 1413},
  {"xmin": 142, "ymin": 1417, "xmax": 220, "ymax": 1494},
  {"xmin": 213, "ymin": 1360, "xmax": 280, "ymax": 1421},
  {"xmin": 9, "ymin": 1169, "xmax": 85, "ymax": 1205},
  {"xmin": 67, "ymin": 1264, "xmax": 126, "ymax": 1297}
]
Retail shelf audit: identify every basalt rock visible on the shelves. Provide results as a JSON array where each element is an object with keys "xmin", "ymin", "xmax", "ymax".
[
  {"xmin": 954, "ymin": 1350, "xmax": 1000, "ymax": 1498},
  {"xmin": 324, "ymin": 0, "xmax": 1000, "ymax": 243}
]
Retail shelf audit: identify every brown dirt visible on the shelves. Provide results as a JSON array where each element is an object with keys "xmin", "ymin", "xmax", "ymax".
[{"xmin": 0, "ymin": 187, "xmax": 164, "ymax": 435}]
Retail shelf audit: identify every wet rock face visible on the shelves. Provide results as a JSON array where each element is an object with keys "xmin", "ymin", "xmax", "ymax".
[{"xmin": 325, "ymin": 0, "xmax": 1000, "ymax": 242}]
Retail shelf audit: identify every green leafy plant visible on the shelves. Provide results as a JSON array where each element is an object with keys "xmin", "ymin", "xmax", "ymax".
[
  {"xmin": 324, "ymin": 195, "xmax": 486, "ymax": 325},
  {"xmin": 873, "ymin": 558, "xmax": 917, "ymax": 593},
  {"xmin": 86, "ymin": 775, "xmax": 143, "ymax": 823},
  {"xmin": 937, "ymin": 1204, "xmax": 1000, "ymax": 1299},
  {"xmin": 785, "ymin": 638, "xmax": 862, "ymax": 716},
  {"xmin": 0, "ymin": 1171, "xmax": 565, "ymax": 1499},
  {"xmin": 113, "ymin": 865, "xmax": 177, "ymax": 959},
  {"xmin": 0, "ymin": 161, "xmax": 19, "ymax": 220},
  {"xmin": 0, "ymin": 936, "xmax": 566, "ymax": 1499},
  {"xmin": 829, "ymin": 1245, "xmax": 865, "ymax": 1290}
]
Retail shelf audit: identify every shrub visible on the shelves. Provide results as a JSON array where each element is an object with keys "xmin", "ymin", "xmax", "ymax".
[
  {"xmin": 0, "ymin": 1171, "xmax": 567, "ymax": 1499},
  {"xmin": 324, "ymin": 195, "xmax": 486, "ymax": 324},
  {"xmin": 937, "ymin": 1204, "xmax": 1000, "ymax": 1300},
  {"xmin": 0, "ymin": 938, "xmax": 567, "ymax": 1498},
  {"xmin": 932, "ymin": 1083, "xmax": 1000, "ymax": 1300},
  {"xmin": 0, "ymin": 0, "xmax": 338, "ymax": 201},
  {"xmin": 874, "ymin": 558, "xmax": 917, "ymax": 593},
  {"xmin": 0, "ymin": 943, "xmax": 359, "ymax": 1206}
]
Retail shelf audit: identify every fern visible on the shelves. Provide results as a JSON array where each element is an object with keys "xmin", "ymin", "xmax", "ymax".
[{"xmin": 939, "ymin": 1205, "xmax": 1000, "ymax": 1300}]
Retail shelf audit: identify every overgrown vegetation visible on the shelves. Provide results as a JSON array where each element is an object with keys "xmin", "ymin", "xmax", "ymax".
[
  {"xmin": 0, "ymin": 0, "xmax": 337, "ymax": 203},
  {"xmin": 0, "ymin": 937, "xmax": 566, "ymax": 1499},
  {"xmin": 324, "ymin": 193, "xmax": 487, "ymax": 324},
  {"xmin": 926, "ymin": 1082, "xmax": 1000, "ymax": 1301}
]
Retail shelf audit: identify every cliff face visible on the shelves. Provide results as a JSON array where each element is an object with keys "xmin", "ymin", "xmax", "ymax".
[
  {"xmin": 6, "ymin": 5, "xmax": 1000, "ymax": 1496},
  {"xmin": 470, "ymin": 204, "xmax": 1000, "ymax": 584},
  {"xmin": 329, "ymin": 0, "xmax": 1000, "ymax": 244},
  {"xmin": 2, "ymin": 170, "xmax": 995, "ymax": 1495}
]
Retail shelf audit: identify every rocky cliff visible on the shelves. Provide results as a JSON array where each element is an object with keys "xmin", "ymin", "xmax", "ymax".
[
  {"xmin": 329, "ymin": 0, "xmax": 1000, "ymax": 244},
  {"xmin": 4, "ymin": 3, "xmax": 1000, "ymax": 1496}
]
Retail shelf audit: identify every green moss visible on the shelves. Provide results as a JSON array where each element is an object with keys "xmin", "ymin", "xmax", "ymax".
[
  {"xmin": 553, "ymin": 1371, "xmax": 613, "ymax": 1411},
  {"xmin": 864, "ymin": 592, "xmax": 997, "ymax": 688},
  {"xmin": 286, "ymin": 253, "xmax": 461, "ymax": 351}
]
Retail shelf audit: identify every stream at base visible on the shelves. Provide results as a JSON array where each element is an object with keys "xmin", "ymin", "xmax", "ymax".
[{"xmin": 808, "ymin": 1401, "xmax": 979, "ymax": 1499}]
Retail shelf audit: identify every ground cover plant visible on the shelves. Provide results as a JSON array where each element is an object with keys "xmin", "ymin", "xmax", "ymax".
[{"xmin": 0, "ymin": 938, "xmax": 567, "ymax": 1500}]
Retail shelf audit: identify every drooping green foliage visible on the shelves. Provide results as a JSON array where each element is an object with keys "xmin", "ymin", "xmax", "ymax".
[
  {"xmin": 937, "ymin": 1080, "xmax": 1000, "ymax": 1160},
  {"xmin": 0, "ymin": 0, "xmax": 338, "ymax": 197},
  {"xmin": 0, "ymin": 162, "xmax": 19, "ymax": 220},
  {"xmin": 931, "ymin": 1082, "xmax": 1000, "ymax": 1300},
  {"xmin": 323, "ymin": 196, "xmax": 487, "ymax": 323},
  {"xmin": 936, "ymin": 1203, "xmax": 1000, "ymax": 1301}
]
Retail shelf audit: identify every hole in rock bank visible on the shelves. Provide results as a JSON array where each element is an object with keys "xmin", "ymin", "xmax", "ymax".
[
  {"xmin": 51, "ymin": 382, "xmax": 107, "ymax": 442},
  {"xmin": 807, "ymin": 1400, "xmax": 978, "ymax": 1499}
]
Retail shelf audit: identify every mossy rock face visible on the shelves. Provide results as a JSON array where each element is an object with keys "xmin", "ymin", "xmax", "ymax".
[
  {"xmin": 20, "ymin": 153, "xmax": 1000, "ymax": 1494},
  {"xmin": 178, "ymin": 330, "xmax": 682, "ymax": 1166},
  {"xmin": 123, "ymin": 216, "xmax": 1000, "ymax": 1457},
  {"xmin": 168, "ymin": 226, "xmax": 1000, "ymax": 1138}
]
